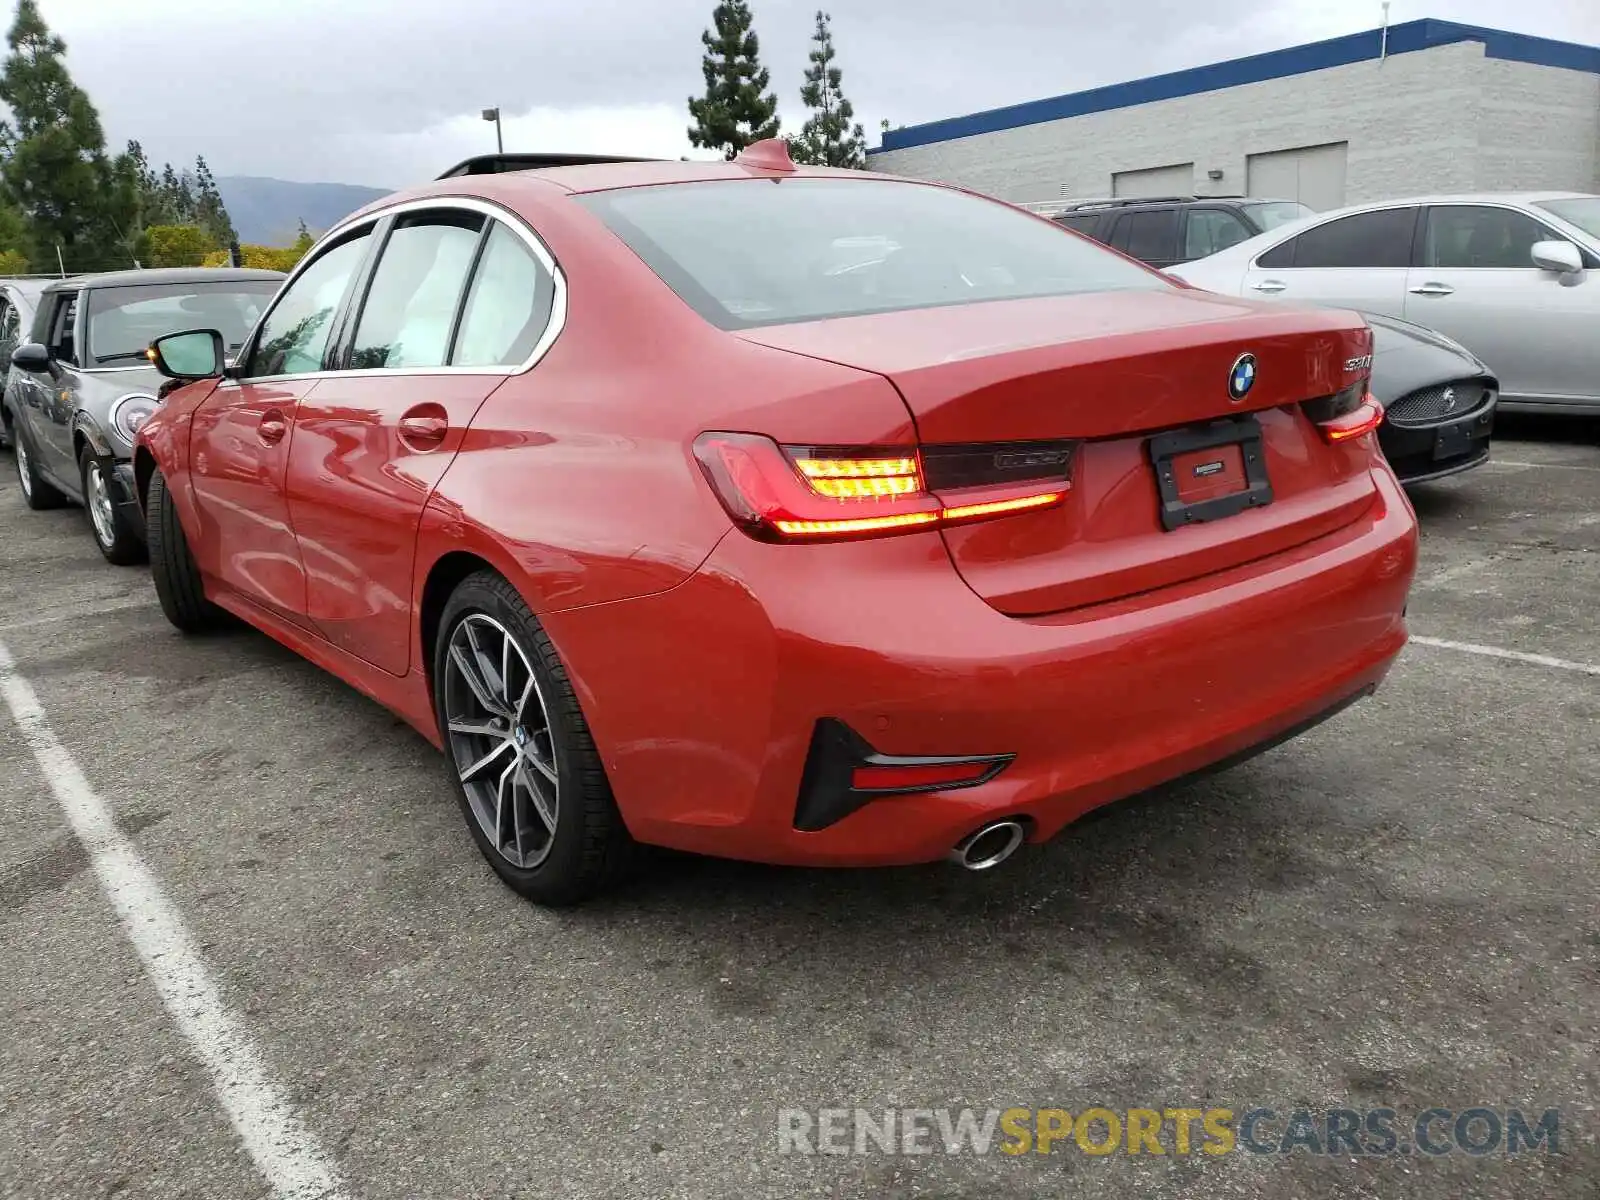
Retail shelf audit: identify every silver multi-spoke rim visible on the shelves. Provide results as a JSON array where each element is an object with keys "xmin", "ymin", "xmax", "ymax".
[
  {"xmin": 87, "ymin": 461, "xmax": 116, "ymax": 547},
  {"xmin": 443, "ymin": 613, "xmax": 559, "ymax": 870},
  {"xmin": 16, "ymin": 440, "xmax": 31, "ymax": 498}
]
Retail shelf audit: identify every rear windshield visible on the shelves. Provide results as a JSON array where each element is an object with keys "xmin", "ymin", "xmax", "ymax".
[
  {"xmin": 1240, "ymin": 201, "xmax": 1314, "ymax": 231},
  {"xmin": 578, "ymin": 178, "xmax": 1162, "ymax": 329},
  {"xmin": 1535, "ymin": 197, "xmax": 1600, "ymax": 240},
  {"xmin": 84, "ymin": 280, "xmax": 281, "ymax": 366}
]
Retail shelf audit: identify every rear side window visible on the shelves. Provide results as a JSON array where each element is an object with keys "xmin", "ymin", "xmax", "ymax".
[
  {"xmin": 1259, "ymin": 207, "xmax": 1417, "ymax": 269},
  {"xmin": 578, "ymin": 178, "xmax": 1160, "ymax": 329},
  {"xmin": 1184, "ymin": 209, "xmax": 1253, "ymax": 259},
  {"xmin": 1109, "ymin": 210, "xmax": 1179, "ymax": 262},
  {"xmin": 451, "ymin": 222, "xmax": 557, "ymax": 368},
  {"xmin": 351, "ymin": 213, "xmax": 484, "ymax": 369}
]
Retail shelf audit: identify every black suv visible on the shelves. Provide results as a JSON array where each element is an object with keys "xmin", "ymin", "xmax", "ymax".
[{"xmin": 1051, "ymin": 196, "xmax": 1313, "ymax": 270}]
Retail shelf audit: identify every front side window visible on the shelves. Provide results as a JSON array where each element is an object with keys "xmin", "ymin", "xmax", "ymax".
[
  {"xmin": 84, "ymin": 282, "xmax": 280, "ymax": 366},
  {"xmin": 1184, "ymin": 209, "xmax": 1253, "ymax": 259},
  {"xmin": 49, "ymin": 295, "xmax": 78, "ymax": 364},
  {"xmin": 578, "ymin": 178, "xmax": 1161, "ymax": 329},
  {"xmin": 452, "ymin": 222, "xmax": 556, "ymax": 368},
  {"xmin": 1424, "ymin": 205, "xmax": 1554, "ymax": 269},
  {"xmin": 247, "ymin": 231, "xmax": 373, "ymax": 378},
  {"xmin": 1257, "ymin": 207, "xmax": 1416, "ymax": 269},
  {"xmin": 350, "ymin": 213, "xmax": 484, "ymax": 370}
]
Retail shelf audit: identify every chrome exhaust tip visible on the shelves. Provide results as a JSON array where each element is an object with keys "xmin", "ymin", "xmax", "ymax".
[{"xmin": 948, "ymin": 820, "xmax": 1026, "ymax": 871}]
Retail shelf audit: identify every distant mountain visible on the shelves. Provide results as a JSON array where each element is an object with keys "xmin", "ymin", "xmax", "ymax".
[{"xmin": 215, "ymin": 176, "xmax": 393, "ymax": 246}]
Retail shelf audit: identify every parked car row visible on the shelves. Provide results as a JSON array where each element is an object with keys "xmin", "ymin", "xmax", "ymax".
[
  {"xmin": 1054, "ymin": 190, "xmax": 1600, "ymax": 477},
  {"xmin": 8, "ymin": 149, "xmax": 1439, "ymax": 908},
  {"xmin": 2, "ymin": 268, "xmax": 284, "ymax": 561}
]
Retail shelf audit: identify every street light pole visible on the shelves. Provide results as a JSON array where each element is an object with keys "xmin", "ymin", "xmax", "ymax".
[{"xmin": 481, "ymin": 107, "xmax": 503, "ymax": 154}]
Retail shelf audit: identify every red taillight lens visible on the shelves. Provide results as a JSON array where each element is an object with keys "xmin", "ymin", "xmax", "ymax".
[
  {"xmin": 694, "ymin": 432, "xmax": 1072, "ymax": 542},
  {"xmin": 1302, "ymin": 381, "xmax": 1383, "ymax": 444},
  {"xmin": 1319, "ymin": 394, "xmax": 1384, "ymax": 443}
]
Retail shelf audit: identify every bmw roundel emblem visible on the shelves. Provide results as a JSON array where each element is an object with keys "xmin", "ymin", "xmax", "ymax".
[{"xmin": 1228, "ymin": 353, "xmax": 1257, "ymax": 402}]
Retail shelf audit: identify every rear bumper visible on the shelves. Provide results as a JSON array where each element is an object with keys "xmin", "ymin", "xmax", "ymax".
[{"xmin": 546, "ymin": 466, "xmax": 1418, "ymax": 867}]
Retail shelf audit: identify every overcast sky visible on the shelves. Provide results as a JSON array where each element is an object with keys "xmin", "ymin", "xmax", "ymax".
[{"xmin": 33, "ymin": 0, "xmax": 1600, "ymax": 187}]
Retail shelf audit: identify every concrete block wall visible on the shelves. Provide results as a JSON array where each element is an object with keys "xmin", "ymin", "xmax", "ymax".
[
  {"xmin": 869, "ymin": 40, "xmax": 1599, "ymax": 206},
  {"xmin": 1476, "ymin": 58, "xmax": 1600, "ymax": 192}
]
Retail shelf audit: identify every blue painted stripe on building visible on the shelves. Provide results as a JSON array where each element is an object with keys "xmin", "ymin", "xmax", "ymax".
[{"xmin": 872, "ymin": 19, "xmax": 1600, "ymax": 155}]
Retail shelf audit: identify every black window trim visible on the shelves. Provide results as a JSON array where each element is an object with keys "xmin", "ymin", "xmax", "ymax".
[
  {"xmin": 1250, "ymin": 204, "xmax": 1421, "ymax": 270},
  {"xmin": 1417, "ymin": 201, "xmax": 1600, "ymax": 271},
  {"xmin": 230, "ymin": 196, "xmax": 567, "ymax": 385}
]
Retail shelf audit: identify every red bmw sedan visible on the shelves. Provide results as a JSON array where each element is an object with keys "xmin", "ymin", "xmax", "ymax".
[{"xmin": 136, "ymin": 143, "xmax": 1416, "ymax": 905}]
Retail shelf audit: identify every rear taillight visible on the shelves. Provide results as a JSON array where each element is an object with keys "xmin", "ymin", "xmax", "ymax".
[
  {"xmin": 693, "ymin": 433, "xmax": 1073, "ymax": 542},
  {"xmin": 1302, "ymin": 380, "xmax": 1384, "ymax": 444}
]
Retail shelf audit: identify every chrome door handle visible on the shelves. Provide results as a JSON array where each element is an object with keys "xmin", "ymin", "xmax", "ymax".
[
  {"xmin": 1409, "ymin": 283, "xmax": 1455, "ymax": 296},
  {"xmin": 1250, "ymin": 280, "xmax": 1287, "ymax": 293}
]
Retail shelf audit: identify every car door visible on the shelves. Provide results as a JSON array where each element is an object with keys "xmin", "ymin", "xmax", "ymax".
[
  {"xmin": 1179, "ymin": 207, "xmax": 1255, "ymax": 265},
  {"xmin": 188, "ymin": 225, "xmax": 376, "ymax": 626},
  {"xmin": 1240, "ymin": 206, "xmax": 1418, "ymax": 314},
  {"xmin": 1405, "ymin": 203, "xmax": 1600, "ymax": 404},
  {"xmin": 1107, "ymin": 208, "xmax": 1181, "ymax": 268},
  {"xmin": 24, "ymin": 290, "xmax": 87, "ymax": 487},
  {"xmin": 286, "ymin": 207, "xmax": 559, "ymax": 675}
]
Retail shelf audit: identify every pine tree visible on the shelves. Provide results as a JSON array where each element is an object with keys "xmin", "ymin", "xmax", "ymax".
[
  {"xmin": 0, "ymin": 0, "xmax": 134, "ymax": 271},
  {"xmin": 192, "ymin": 155, "xmax": 236, "ymax": 247},
  {"xmin": 687, "ymin": 0, "xmax": 779, "ymax": 159},
  {"xmin": 787, "ymin": 11, "xmax": 866, "ymax": 168}
]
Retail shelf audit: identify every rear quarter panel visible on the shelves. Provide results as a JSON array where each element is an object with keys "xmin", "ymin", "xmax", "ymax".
[{"xmin": 417, "ymin": 183, "xmax": 921, "ymax": 616}]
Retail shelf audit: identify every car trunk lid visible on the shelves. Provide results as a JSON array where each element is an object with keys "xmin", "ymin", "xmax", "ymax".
[{"xmin": 737, "ymin": 288, "xmax": 1379, "ymax": 615}]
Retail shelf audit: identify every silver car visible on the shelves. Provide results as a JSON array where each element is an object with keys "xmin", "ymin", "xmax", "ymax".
[
  {"xmin": 7, "ymin": 267, "xmax": 283, "ymax": 563},
  {"xmin": 1170, "ymin": 193, "xmax": 1600, "ymax": 415},
  {"xmin": 0, "ymin": 277, "xmax": 51, "ymax": 450}
]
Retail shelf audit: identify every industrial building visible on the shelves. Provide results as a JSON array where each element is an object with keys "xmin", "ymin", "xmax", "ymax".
[{"xmin": 867, "ymin": 19, "xmax": 1600, "ymax": 211}]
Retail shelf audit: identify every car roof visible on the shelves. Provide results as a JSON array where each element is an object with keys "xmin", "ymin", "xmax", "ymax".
[
  {"xmin": 41, "ymin": 266, "xmax": 286, "ymax": 295},
  {"xmin": 0, "ymin": 277, "xmax": 52, "ymax": 298},
  {"xmin": 339, "ymin": 157, "xmax": 928, "ymax": 231}
]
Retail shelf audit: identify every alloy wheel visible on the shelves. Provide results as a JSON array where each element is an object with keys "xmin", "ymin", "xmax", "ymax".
[
  {"xmin": 87, "ymin": 460, "xmax": 116, "ymax": 548},
  {"xmin": 16, "ymin": 439, "xmax": 31, "ymax": 499},
  {"xmin": 442, "ymin": 613, "xmax": 560, "ymax": 869}
]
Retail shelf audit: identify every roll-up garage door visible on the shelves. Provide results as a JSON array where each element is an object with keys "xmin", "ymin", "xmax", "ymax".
[{"xmin": 1246, "ymin": 143, "xmax": 1348, "ymax": 210}]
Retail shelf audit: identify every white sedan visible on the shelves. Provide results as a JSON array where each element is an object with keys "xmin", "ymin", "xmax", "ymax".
[{"xmin": 1170, "ymin": 193, "xmax": 1600, "ymax": 415}]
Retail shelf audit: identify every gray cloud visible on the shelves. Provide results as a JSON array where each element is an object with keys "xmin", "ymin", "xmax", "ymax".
[{"xmin": 36, "ymin": 0, "xmax": 1600, "ymax": 186}]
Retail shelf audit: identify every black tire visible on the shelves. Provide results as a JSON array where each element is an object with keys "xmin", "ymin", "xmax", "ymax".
[
  {"xmin": 433, "ymin": 570, "xmax": 636, "ymax": 906},
  {"xmin": 14, "ymin": 422, "xmax": 65, "ymax": 510},
  {"xmin": 80, "ymin": 449, "xmax": 147, "ymax": 566},
  {"xmin": 146, "ymin": 468, "xmax": 224, "ymax": 632}
]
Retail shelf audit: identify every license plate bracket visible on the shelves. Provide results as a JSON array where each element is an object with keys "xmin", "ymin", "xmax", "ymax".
[
  {"xmin": 1433, "ymin": 421, "xmax": 1476, "ymax": 461},
  {"xmin": 1148, "ymin": 415, "xmax": 1274, "ymax": 532}
]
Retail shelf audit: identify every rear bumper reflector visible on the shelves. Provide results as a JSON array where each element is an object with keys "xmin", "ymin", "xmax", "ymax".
[{"xmin": 794, "ymin": 718, "xmax": 1012, "ymax": 832}]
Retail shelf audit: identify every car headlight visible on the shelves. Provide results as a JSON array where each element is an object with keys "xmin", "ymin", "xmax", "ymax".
[{"xmin": 110, "ymin": 393, "xmax": 160, "ymax": 444}]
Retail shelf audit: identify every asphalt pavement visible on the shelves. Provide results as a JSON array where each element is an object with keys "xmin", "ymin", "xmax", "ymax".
[{"xmin": 0, "ymin": 420, "xmax": 1596, "ymax": 1199}]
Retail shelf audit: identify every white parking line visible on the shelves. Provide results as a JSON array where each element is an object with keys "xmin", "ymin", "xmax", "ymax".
[
  {"xmin": 1410, "ymin": 635, "xmax": 1600, "ymax": 677},
  {"xmin": 0, "ymin": 637, "xmax": 348, "ymax": 1200},
  {"xmin": 1488, "ymin": 459, "xmax": 1600, "ymax": 473}
]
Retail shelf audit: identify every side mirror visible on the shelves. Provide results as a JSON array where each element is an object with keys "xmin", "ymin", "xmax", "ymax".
[
  {"xmin": 1530, "ymin": 239, "xmax": 1583, "ymax": 276},
  {"xmin": 148, "ymin": 328, "xmax": 225, "ymax": 380},
  {"xmin": 10, "ymin": 342, "xmax": 52, "ymax": 373}
]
